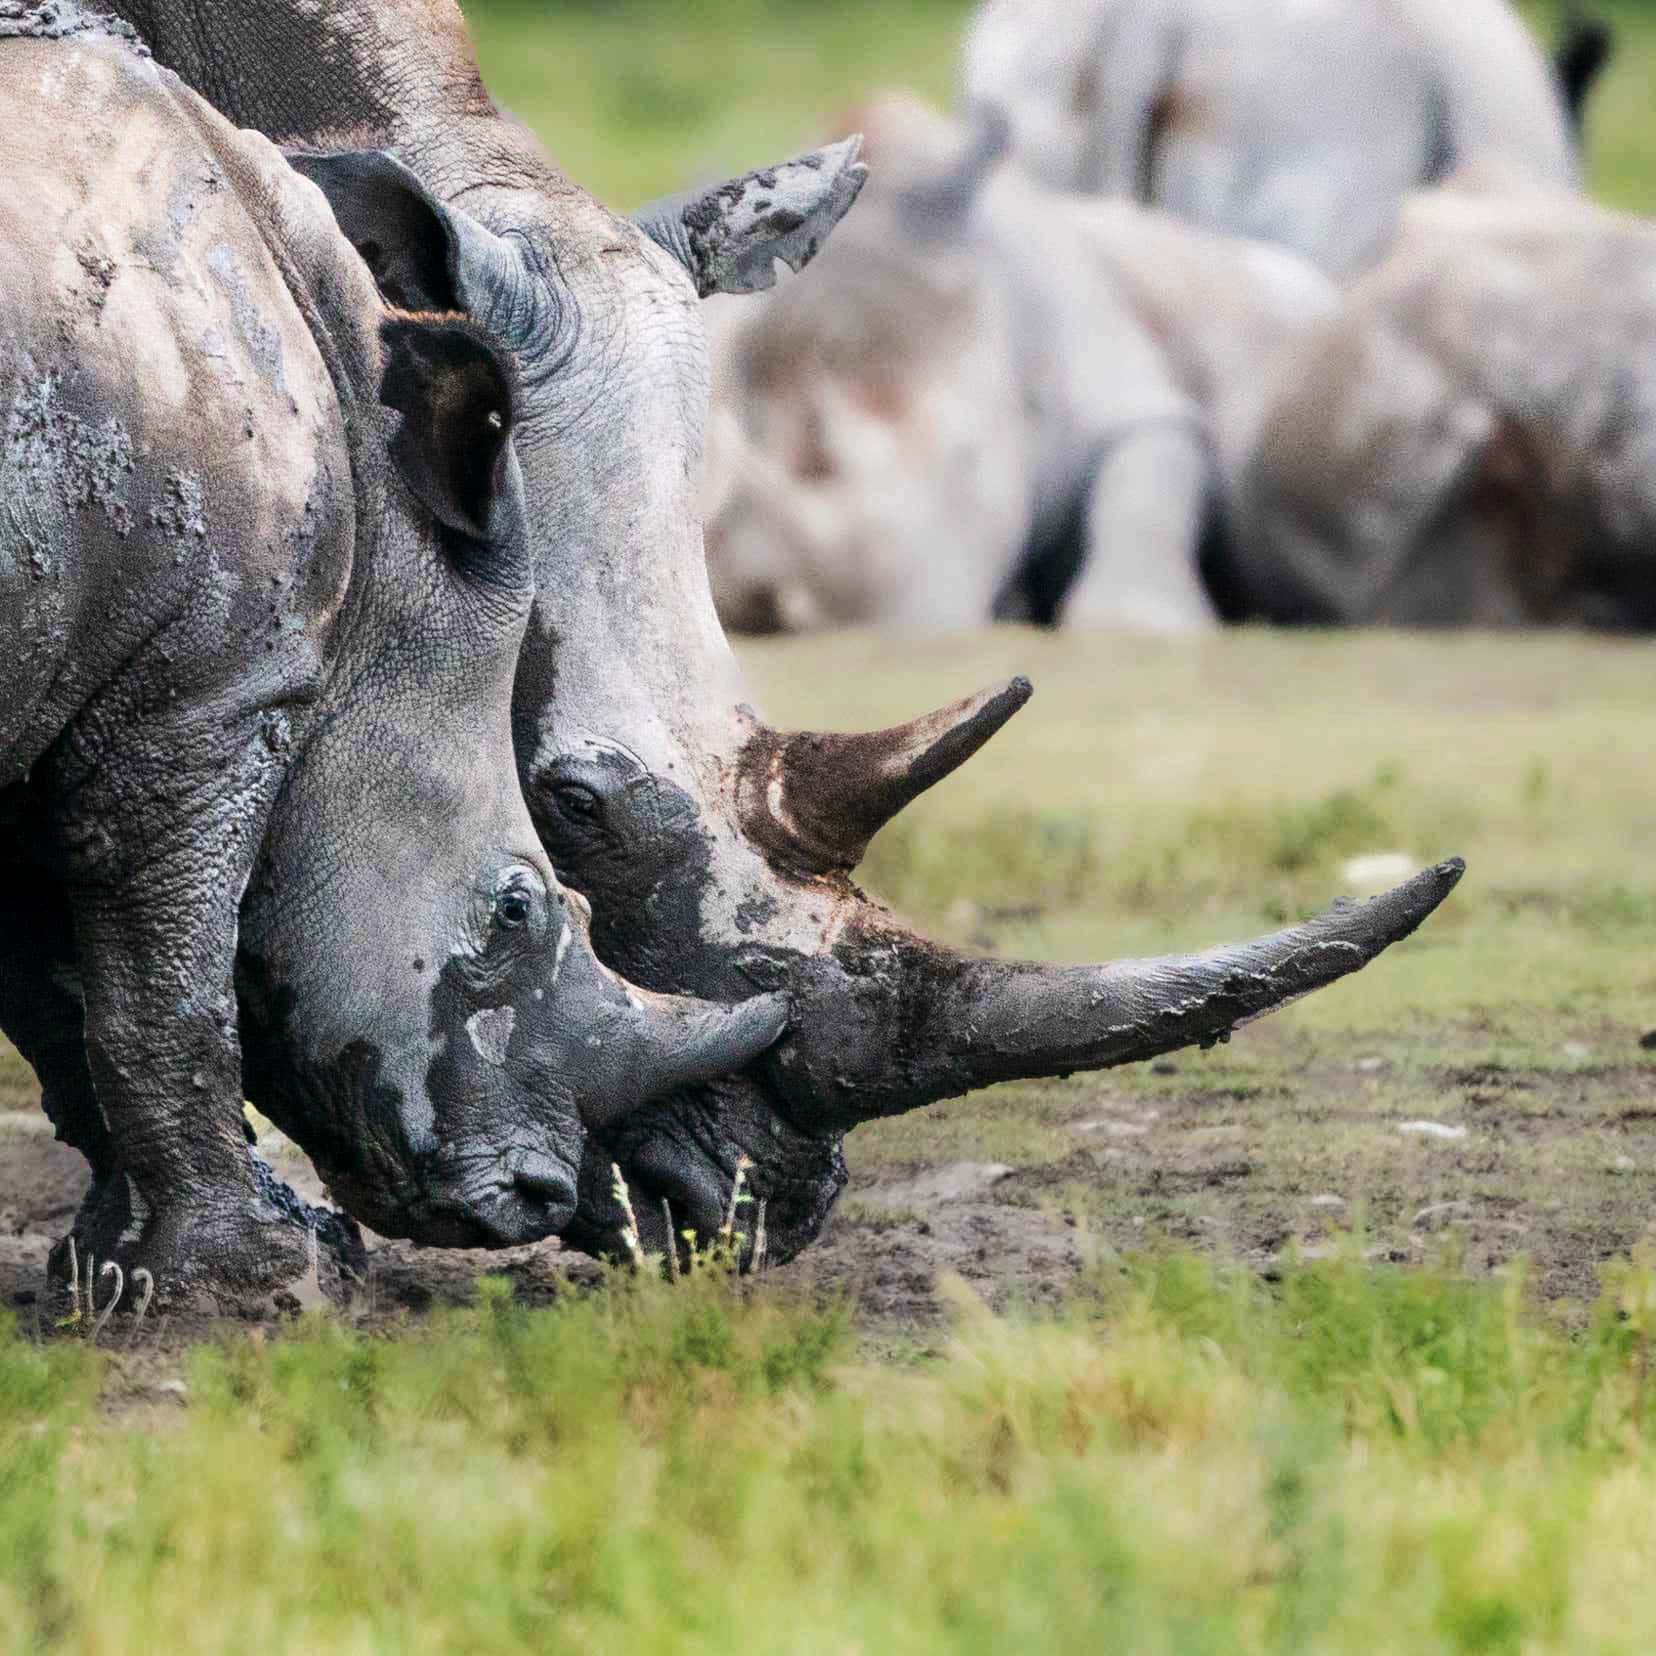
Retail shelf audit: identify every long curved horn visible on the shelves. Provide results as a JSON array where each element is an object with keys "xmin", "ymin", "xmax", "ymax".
[
  {"xmin": 737, "ymin": 678, "xmax": 1034, "ymax": 874},
  {"xmin": 770, "ymin": 859, "xmax": 1465, "ymax": 1134}
]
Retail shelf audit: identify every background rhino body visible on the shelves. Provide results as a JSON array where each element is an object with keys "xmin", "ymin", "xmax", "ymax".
[
  {"xmin": 706, "ymin": 95, "xmax": 1337, "ymax": 636},
  {"xmin": 0, "ymin": 20, "xmax": 785, "ymax": 1306},
  {"xmin": 1231, "ymin": 172, "xmax": 1656, "ymax": 630},
  {"xmin": 98, "ymin": 0, "xmax": 1463, "ymax": 1268},
  {"xmin": 960, "ymin": 0, "xmax": 1583, "ymax": 277}
]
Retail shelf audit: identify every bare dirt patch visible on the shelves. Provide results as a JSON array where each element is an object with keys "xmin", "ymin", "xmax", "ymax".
[
  {"xmin": 7, "ymin": 1033, "xmax": 1656, "ymax": 1359},
  {"xmin": 778, "ymin": 1035, "xmax": 1656, "ymax": 1337},
  {"xmin": 5, "ymin": 1024, "xmax": 1655, "ymax": 1366}
]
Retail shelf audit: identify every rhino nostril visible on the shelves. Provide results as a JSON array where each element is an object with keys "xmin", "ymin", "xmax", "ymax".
[{"xmin": 513, "ymin": 1165, "xmax": 577, "ymax": 1212}]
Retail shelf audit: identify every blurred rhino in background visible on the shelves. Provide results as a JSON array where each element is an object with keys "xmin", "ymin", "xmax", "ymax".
[
  {"xmin": 705, "ymin": 93, "xmax": 1336, "ymax": 634},
  {"xmin": 1229, "ymin": 170, "xmax": 1656, "ymax": 630},
  {"xmin": 960, "ymin": 0, "xmax": 1606, "ymax": 278}
]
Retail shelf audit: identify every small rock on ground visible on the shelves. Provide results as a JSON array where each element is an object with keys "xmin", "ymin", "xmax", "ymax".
[
  {"xmin": 1413, "ymin": 1201, "xmax": 1473, "ymax": 1231},
  {"xmin": 857, "ymin": 1163, "xmax": 1015, "ymax": 1211}
]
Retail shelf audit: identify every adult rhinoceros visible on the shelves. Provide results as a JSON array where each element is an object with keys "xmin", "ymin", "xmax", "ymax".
[
  {"xmin": 0, "ymin": 15, "xmax": 787, "ymax": 1307},
  {"xmin": 1228, "ymin": 170, "xmax": 1656, "ymax": 630},
  {"xmin": 100, "ymin": 0, "xmax": 1465, "ymax": 1267},
  {"xmin": 959, "ymin": 0, "xmax": 1594, "ymax": 278}
]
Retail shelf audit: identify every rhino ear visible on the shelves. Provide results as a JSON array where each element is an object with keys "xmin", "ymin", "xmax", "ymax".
[
  {"xmin": 632, "ymin": 136, "xmax": 868, "ymax": 298},
  {"xmin": 289, "ymin": 149, "xmax": 522, "ymax": 325},
  {"xmin": 379, "ymin": 316, "xmax": 518, "ymax": 544}
]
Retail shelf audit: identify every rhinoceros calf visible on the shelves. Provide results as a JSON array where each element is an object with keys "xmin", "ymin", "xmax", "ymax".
[
  {"xmin": 960, "ymin": 0, "xmax": 1587, "ymax": 278},
  {"xmin": 705, "ymin": 94, "xmax": 1336, "ymax": 636},
  {"xmin": 0, "ymin": 23, "xmax": 787, "ymax": 1307},
  {"xmin": 98, "ymin": 0, "xmax": 1466, "ymax": 1269},
  {"xmin": 1229, "ymin": 172, "xmax": 1656, "ymax": 630}
]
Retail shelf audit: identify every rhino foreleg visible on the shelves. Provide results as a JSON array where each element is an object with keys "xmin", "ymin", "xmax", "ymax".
[
  {"xmin": 1061, "ymin": 421, "xmax": 1219, "ymax": 634},
  {"xmin": 40, "ymin": 710, "xmax": 331, "ymax": 1312}
]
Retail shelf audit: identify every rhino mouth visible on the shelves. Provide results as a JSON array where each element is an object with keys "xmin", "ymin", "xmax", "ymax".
[
  {"xmin": 623, "ymin": 1139, "xmax": 731, "ymax": 1256},
  {"xmin": 569, "ymin": 1076, "xmax": 850, "ymax": 1267},
  {"xmin": 320, "ymin": 1146, "xmax": 580, "ymax": 1250}
]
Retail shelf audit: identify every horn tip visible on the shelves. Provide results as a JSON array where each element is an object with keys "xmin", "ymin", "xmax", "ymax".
[
  {"xmin": 1410, "ymin": 856, "xmax": 1467, "ymax": 902},
  {"xmin": 1348, "ymin": 854, "xmax": 1466, "ymax": 950}
]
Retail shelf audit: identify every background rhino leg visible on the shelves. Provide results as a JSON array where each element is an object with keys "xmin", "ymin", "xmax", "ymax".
[
  {"xmin": 39, "ymin": 710, "xmax": 329, "ymax": 1311},
  {"xmin": 0, "ymin": 845, "xmax": 112, "ymax": 1179},
  {"xmin": 1060, "ymin": 421, "xmax": 1219, "ymax": 633}
]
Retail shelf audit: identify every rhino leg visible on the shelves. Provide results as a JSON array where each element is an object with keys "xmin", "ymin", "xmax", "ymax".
[
  {"xmin": 0, "ymin": 847, "xmax": 112, "ymax": 1178},
  {"xmin": 40, "ymin": 712, "xmax": 339, "ymax": 1312},
  {"xmin": 1061, "ymin": 422, "xmax": 1219, "ymax": 633}
]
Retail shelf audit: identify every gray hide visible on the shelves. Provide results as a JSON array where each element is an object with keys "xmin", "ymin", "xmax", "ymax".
[
  {"xmin": 0, "ymin": 24, "xmax": 786, "ymax": 1309},
  {"xmin": 706, "ymin": 94, "xmax": 1337, "ymax": 635},
  {"xmin": 100, "ymin": 0, "xmax": 1465, "ymax": 1269},
  {"xmin": 960, "ymin": 0, "xmax": 1580, "ymax": 277},
  {"xmin": 1229, "ymin": 172, "xmax": 1656, "ymax": 630}
]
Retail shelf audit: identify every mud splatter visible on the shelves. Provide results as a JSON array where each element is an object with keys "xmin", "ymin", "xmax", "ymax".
[
  {"xmin": 148, "ymin": 471, "xmax": 207, "ymax": 554},
  {"xmin": 5, "ymin": 373, "xmax": 135, "ymax": 537},
  {"xmin": 73, "ymin": 248, "xmax": 117, "ymax": 316},
  {"xmin": 0, "ymin": 1, "xmax": 145, "ymax": 46}
]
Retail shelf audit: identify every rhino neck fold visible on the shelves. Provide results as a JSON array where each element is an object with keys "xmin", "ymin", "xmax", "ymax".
[{"xmin": 107, "ymin": 0, "xmax": 567, "ymax": 209}]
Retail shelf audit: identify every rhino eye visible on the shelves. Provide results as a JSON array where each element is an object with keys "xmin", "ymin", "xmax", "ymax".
[
  {"xmin": 492, "ymin": 869, "xmax": 542, "ymax": 932},
  {"xmin": 552, "ymin": 784, "xmax": 599, "ymax": 822},
  {"xmin": 495, "ymin": 889, "xmax": 532, "ymax": 930}
]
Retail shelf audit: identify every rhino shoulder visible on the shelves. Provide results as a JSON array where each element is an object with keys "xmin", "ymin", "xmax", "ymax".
[{"xmin": 0, "ymin": 36, "xmax": 359, "ymax": 686}]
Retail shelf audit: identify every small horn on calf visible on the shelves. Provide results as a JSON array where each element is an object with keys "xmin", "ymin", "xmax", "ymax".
[
  {"xmin": 770, "ymin": 859, "xmax": 1467, "ymax": 1135},
  {"xmin": 738, "ymin": 677, "xmax": 1034, "ymax": 875},
  {"xmin": 584, "ymin": 989, "xmax": 792, "ymax": 1130}
]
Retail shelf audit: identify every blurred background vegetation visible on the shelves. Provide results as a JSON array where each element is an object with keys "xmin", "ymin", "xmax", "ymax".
[{"xmin": 464, "ymin": 0, "xmax": 1656, "ymax": 212}]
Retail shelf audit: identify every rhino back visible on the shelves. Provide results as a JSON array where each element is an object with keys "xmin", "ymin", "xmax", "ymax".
[{"xmin": 0, "ymin": 36, "xmax": 357, "ymax": 789}]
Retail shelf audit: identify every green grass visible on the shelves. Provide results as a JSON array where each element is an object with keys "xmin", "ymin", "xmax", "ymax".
[
  {"xmin": 13, "ymin": 1252, "xmax": 1656, "ymax": 1650},
  {"xmin": 466, "ymin": 0, "xmax": 977, "ymax": 209},
  {"xmin": 744, "ymin": 627, "xmax": 1656, "ymax": 1038},
  {"xmin": 3, "ymin": 626, "xmax": 1653, "ymax": 1646},
  {"xmin": 463, "ymin": 0, "xmax": 1656, "ymax": 216}
]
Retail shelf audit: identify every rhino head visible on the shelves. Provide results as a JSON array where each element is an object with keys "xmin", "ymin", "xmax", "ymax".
[
  {"xmin": 229, "ymin": 153, "xmax": 788, "ymax": 1251},
  {"xmin": 293, "ymin": 125, "xmax": 1461, "ymax": 1267}
]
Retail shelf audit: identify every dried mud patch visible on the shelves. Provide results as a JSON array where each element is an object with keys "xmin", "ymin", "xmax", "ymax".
[{"xmin": 775, "ymin": 1162, "xmax": 1084, "ymax": 1341}]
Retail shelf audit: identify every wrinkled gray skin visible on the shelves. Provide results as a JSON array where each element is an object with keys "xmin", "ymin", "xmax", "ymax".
[
  {"xmin": 103, "ymin": 0, "xmax": 1466, "ymax": 1268},
  {"xmin": 0, "ymin": 22, "xmax": 787, "ymax": 1308},
  {"xmin": 704, "ymin": 94, "xmax": 1337, "ymax": 635},
  {"xmin": 960, "ymin": 0, "xmax": 1585, "ymax": 278},
  {"xmin": 1230, "ymin": 170, "xmax": 1656, "ymax": 630}
]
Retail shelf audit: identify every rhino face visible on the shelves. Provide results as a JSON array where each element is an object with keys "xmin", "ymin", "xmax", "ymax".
[
  {"xmin": 292, "ymin": 138, "xmax": 1461, "ymax": 1265},
  {"xmin": 234, "ymin": 175, "xmax": 787, "ymax": 1250}
]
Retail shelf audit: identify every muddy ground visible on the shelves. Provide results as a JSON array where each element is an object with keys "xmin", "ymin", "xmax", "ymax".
[{"xmin": 6, "ymin": 1016, "xmax": 1654, "ymax": 1375}]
